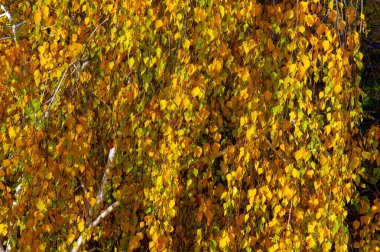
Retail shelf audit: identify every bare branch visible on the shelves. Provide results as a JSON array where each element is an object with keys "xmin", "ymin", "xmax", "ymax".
[
  {"xmin": 72, "ymin": 201, "xmax": 120, "ymax": 252},
  {"xmin": 81, "ymin": 18, "xmax": 109, "ymax": 56},
  {"xmin": 90, "ymin": 147, "xmax": 116, "ymax": 216}
]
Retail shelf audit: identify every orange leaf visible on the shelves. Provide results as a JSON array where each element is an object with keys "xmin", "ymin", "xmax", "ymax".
[
  {"xmin": 333, "ymin": 84, "xmax": 342, "ymax": 94},
  {"xmin": 155, "ymin": 19, "xmax": 164, "ymax": 29}
]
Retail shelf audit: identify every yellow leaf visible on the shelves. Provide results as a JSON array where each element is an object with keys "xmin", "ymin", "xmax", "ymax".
[
  {"xmin": 85, "ymin": 17, "xmax": 90, "ymax": 25},
  {"xmin": 8, "ymin": 126, "xmax": 16, "ymax": 140},
  {"xmin": 257, "ymin": 167, "xmax": 263, "ymax": 175},
  {"xmin": 307, "ymin": 235, "xmax": 316, "ymax": 248},
  {"xmin": 184, "ymin": 39, "xmax": 190, "ymax": 49},
  {"xmin": 156, "ymin": 176, "xmax": 162, "ymax": 186},
  {"xmin": 300, "ymin": 1, "xmax": 308, "ymax": 11},
  {"xmin": 128, "ymin": 57, "xmax": 135, "ymax": 68},
  {"xmin": 191, "ymin": 87, "xmax": 201, "ymax": 97},
  {"xmin": 226, "ymin": 174, "xmax": 232, "ymax": 182},
  {"xmin": 294, "ymin": 149, "xmax": 304, "ymax": 160},
  {"xmin": 308, "ymin": 223, "xmax": 315, "ymax": 233},
  {"xmin": 327, "ymin": 113, "xmax": 331, "ymax": 121},
  {"xmin": 0, "ymin": 223, "xmax": 8, "ymax": 236},
  {"xmin": 325, "ymin": 124, "xmax": 331, "ymax": 135},
  {"xmin": 283, "ymin": 186, "xmax": 294, "ymax": 199},
  {"xmin": 78, "ymin": 218, "xmax": 85, "ymax": 232},
  {"xmin": 182, "ymin": 97, "xmax": 190, "ymax": 109},
  {"xmin": 160, "ymin": 100, "xmax": 167, "ymax": 110},
  {"xmin": 241, "ymin": 68, "xmax": 250, "ymax": 81},
  {"xmin": 42, "ymin": 6, "xmax": 49, "ymax": 19},
  {"xmin": 305, "ymin": 14, "xmax": 315, "ymax": 26},
  {"xmin": 219, "ymin": 6, "xmax": 225, "ymax": 18},
  {"xmin": 298, "ymin": 65, "xmax": 306, "ymax": 78},
  {"xmin": 317, "ymin": 228, "xmax": 324, "ymax": 244},
  {"xmin": 219, "ymin": 233, "xmax": 229, "ymax": 249},
  {"xmin": 247, "ymin": 189, "xmax": 257, "ymax": 204},
  {"xmin": 79, "ymin": 165, "xmax": 85, "ymax": 173},
  {"xmin": 246, "ymin": 126, "xmax": 256, "ymax": 140},
  {"xmin": 89, "ymin": 197, "xmax": 97, "ymax": 207},
  {"xmin": 67, "ymin": 233, "xmax": 76, "ymax": 244},
  {"xmin": 40, "ymin": 55, "xmax": 47, "ymax": 67},
  {"xmin": 322, "ymin": 40, "xmax": 330, "ymax": 51},
  {"xmin": 34, "ymin": 10, "xmax": 42, "ymax": 25},
  {"xmin": 289, "ymin": 64, "xmax": 297, "ymax": 75},
  {"xmin": 298, "ymin": 25, "xmax": 305, "ymax": 34},
  {"xmin": 155, "ymin": 19, "xmax": 163, "ymax": 29},
  {"xmin": 280, "ymin": 144, "xmax": 285, "ymax": 151},
  {"xmin": 273, "ymin": 205, "xmax": 281, "ymax": 217},
  {"xmin": 213, "ymin": 58, "xmax": 223, "ymax": 72},
  {"xmin": 242, "ymin": 41, "xmax": 250, "ymax": 54},
  {"xmin": 37, "ymin": 199, "xmax": 46, "ymax": 211},
  {"xmin": 207, "ymin": 29, "xmax": 215, "ymax": 41},
  {"xmin": 306, "ymin": 169, "xmax": 314, "ymax": 178},
  {"xmin": 38, "ymin": 45, "xmax": 45, "ymax": 54},
  {"xmin": 173, "ymin": 96, "xmax": 181, "ymax": 106},
  {"xmin": 45, "ymin": 172, "xmax": 53, "ymax": 180},
  {"xmin": 169, "ymin": 199, "xmax": 175, "ymax": 208},
  {"xmin": 291, "ymin": 168, "xmax": 299, "ymax": 178},
  {"xmin": 166, "ymin": 0, "xmax": 176, "ymax": 12},
  {"xmin": 301, "ymin": 54, "xmax": 310, "ymax": 69}
]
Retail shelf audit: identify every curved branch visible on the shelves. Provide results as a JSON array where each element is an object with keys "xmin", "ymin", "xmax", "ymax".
[{"xmin": 72, "ymin": 201, "xmax": 120, "ymax": 252}]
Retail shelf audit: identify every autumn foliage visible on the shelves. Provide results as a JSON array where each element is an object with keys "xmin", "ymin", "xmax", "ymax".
[{"xmin": 0, "ymin": 0, "xmax": 378, "ymax": 251}]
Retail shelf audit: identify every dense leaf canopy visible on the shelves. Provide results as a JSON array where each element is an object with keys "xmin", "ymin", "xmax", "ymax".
[{"xmin": 0, "ymin": 0, "xmax": 378, "ymax": 251}]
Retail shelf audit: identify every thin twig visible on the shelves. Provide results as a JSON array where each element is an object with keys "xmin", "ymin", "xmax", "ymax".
[
  {"xmin": 44, "ymin": 68, "xmax": 68, "ymax": 118},
  {"xmin": 81, "ymin": 18, "xmax": 109, "ymax": 57},
  {"xmin": 287, "ymin": 200, "xmax": 293, "ymax": 230}
]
